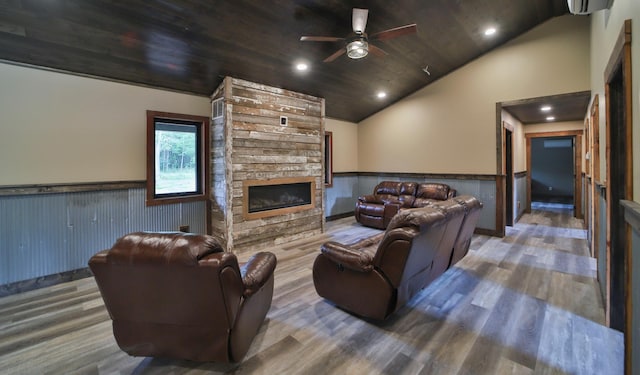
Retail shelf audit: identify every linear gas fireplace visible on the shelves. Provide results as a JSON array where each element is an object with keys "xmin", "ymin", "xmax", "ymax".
[{"xmin": 242, "ymin": 177, "xmax": 316, "ymax": 220}]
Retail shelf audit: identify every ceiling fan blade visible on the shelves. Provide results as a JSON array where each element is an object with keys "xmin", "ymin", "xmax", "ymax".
[
  {"xmin": 323, "ymin": 48, "xmax": 346, "ymax": 63},
  {"xmin": 370, "ymin": 23, "xmax": 417, "ymax": 41},
  {"xmin": 352, "ymin": 8, "xmax": 369, "ymax": 34},
  {"xmin": 368, "ymin": 44, "xmax": 388, "ymax": 57},
  {"xmin": 300, "ymin": 36, "xmax": 344, "ymax": 42}
]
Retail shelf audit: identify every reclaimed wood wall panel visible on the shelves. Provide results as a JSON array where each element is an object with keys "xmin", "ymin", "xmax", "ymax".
[
  {"xmin": 210, "ymin": 77, "xmax": 325, "ymax": 253},
  {"xmin": 209, "ymin": 85, "xmax": 228, "ymax": 240}
]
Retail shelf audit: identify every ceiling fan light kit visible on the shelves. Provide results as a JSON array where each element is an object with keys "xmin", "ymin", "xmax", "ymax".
[{"xmin": 346, "ymin": 37, "xmax": 368, "ymax": 59}]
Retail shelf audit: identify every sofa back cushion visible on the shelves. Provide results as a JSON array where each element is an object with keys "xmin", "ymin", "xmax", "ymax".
[
  {"xmin": 374, "ymin": 181, "xmax": 417, "ymax": 207},
  {"xmin": 108, "ymin": 232, "xmax": 223, "ymax": 266},
  {"xmin": 399, "ymin": 182, "xmax": 418, "ymax": 196},
  {"xmin": 375, "ymin": 181, "xmax": 402, "ymax": 195},
  {"xmin": 416, "ymin": 183, "xmax": 451, "ymax": 201}
]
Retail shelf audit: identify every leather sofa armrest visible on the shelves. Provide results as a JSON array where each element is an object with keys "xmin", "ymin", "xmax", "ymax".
[
  {"xmin": 383, "ymin": 202, "xmax": 401, "ymax": 216},
  {"xmin": 320, "ymin": 242, "xmax": 374, "ymax": 272},
  {"xmin": 240, "ymin": 252, "xmax": 277, "ymax": 297},
  {"xmin": 88, "ymin": 249, "xmax": 109, "ymax": 266},
  {"xmin": 358, "ymin": 194, "xmax": 379, "ymax": 203},
  {"xmin": 382, "ymin": 202, "xmax": 401, "ymax": 227}
]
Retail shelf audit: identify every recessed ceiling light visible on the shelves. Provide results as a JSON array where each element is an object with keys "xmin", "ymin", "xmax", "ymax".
[
  {"xmin": 295, "ymin": 62, "xmax": 309, "ymax": 71},
  {"xmin": 484, "ymin": 27, "xmax": 497, "ymax": 36},
  {"xmin": 377, "ymin": 91, "xmax": 387, "ymax": 99},
  {"xmin": 546, "ymin": 116, "xmax": 555, "ymax": 121},
  {"xmin": 540, "ymin": 105, "xmax": 552, "ymax": 112}
]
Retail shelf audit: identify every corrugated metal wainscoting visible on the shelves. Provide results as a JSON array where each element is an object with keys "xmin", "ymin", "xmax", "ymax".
[{"xmin": 0, "ymin": 188, "xmax": 206, "ymax": 286}]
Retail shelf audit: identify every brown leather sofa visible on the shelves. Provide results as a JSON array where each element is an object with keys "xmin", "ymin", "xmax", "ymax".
[
  {"xmin": 88, "ymin": 231, "xmax": 277, "ymax": 363},
  {"xmin": 433, "ymin": 195, "xmax": 484, "ymax": 267},
  {"xmin": 314, "ymin": 199, "xmax": 473, "ymax": 320},
  {"xmin": 355, "ymin": 181, "xmax": 457, "ymax": 229}
]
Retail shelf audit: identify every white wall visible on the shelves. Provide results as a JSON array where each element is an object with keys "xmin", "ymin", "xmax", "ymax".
[
  {"xmin": 358, "ymin": 15, "xmax": 590, "ymax": 175},
  {"xmin": 590, "ymin": 0, "xmax": 640, "ymax": 200},
  {"xmin": 0, "ymin": 63, "xmax": 211, "ymax": 185},
  {"xmin": 325, "ymin": 117, "xmax": 358, "ymax": 172},
  {"xmin": 524, "ymin": 120, "xmax": 585, "ymax": 134}
]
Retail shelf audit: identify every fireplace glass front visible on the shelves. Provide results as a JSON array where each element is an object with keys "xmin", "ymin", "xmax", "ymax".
[{"xmin": 248, "ymin": 182, "xmax": 312, "ymax": 213}]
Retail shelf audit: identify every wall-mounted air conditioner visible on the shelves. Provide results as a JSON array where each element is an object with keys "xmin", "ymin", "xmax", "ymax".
[{"xmin": 567, "ymin": 0, "xmax": 613, "ymax": 15}]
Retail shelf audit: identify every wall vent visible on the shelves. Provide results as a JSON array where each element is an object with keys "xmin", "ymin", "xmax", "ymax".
[{"xmin": 212, "ymin": 98, "xmax": 224, "ymax": 119}]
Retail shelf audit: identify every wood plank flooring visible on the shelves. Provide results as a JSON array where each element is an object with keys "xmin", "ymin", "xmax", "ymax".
[{"xmin": 0, "ymin": 207, "xmax": 624, "ymax": 374}]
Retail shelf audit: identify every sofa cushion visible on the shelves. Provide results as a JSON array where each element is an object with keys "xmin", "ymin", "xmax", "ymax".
[
  {"xmin": 416, "ymin": 183, "xmax": 451, "ymax": 201},
  {"xmin": 399, "ymin": 182, "xmax": 417, "ymax": 196},
  {"xmin": 356, "ymin": 202, "xmax": 386, "ymax": 216},
  {"xmin": 108, "ymin": 232, "xmax": 224, "ymax": 266},
  {"xmin": 412, "ymin": 197, "xmax": 436, "ymax": 208},
  {"xmin": 375, "ymin": 181, "xmax": 402, "ymax": 195},
  {"xmin": 397, "ymin": 195, "xmax": 416, "ymax": 207},
  {"xmin": 375, "ymin": 182, "xmax": 416, "ymax": 207},
  {"xmin": 386, "ymin": 206, "xmax": 446, "ymax": 231}
]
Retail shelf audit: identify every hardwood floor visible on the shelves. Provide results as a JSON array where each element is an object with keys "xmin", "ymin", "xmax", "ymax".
[{"xmin": 0, "ymin": 208, "xmax": 623, "ymax": 374}]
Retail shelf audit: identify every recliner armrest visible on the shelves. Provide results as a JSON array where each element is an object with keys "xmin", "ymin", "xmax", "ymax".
[
  {"xmin": 240, "ymin": 252, "xmax": 277, "ymax": 297},
  {"xmin": 320, "ymin": 242, "xmax": 374, "ymax": 272},
  {"xmin": 358, "ymin": 194, "xmax": 379, "ymax": 203},
  {"xmin": 88, "ymin": 249, "xmax": 109, "ymax": 266},
  {"xmin": 383, "ymin": 202, "xmax": 401, "ymax": 216}
]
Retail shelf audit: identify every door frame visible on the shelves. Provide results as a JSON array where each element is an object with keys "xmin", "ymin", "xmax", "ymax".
[
  {"xmin": 589, "ymin": 95, "xmax": 601, "ymax": 259},
  {"xmin": 524, "ymin": 130, "xmax": 583, "ymax": 218},
  {"xmin": 503, "ymin": 122, "xmax": 514, "ymax": 226},
  {"xmin": 603, "ymin": 19, "xmax": 632, "ymax": 372}
]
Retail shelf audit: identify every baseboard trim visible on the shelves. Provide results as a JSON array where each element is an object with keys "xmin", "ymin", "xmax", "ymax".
[
  {"xmin": 475, "ymin": 228, "xmax": 501, "ymax": 237},
  {"xmin": 326, "ymin": 212, "xmax": 354, "ymax": 221},
  {"xmin": 0, "ymin": 268, "xmax": 93, "ymax": 298}
]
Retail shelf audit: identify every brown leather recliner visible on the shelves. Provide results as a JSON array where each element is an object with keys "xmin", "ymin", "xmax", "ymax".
[
  {"xmin": 355, "ymin": 181, "xmax": 457, "ymax": 229},
  {"xmin": 88, "ymin": 232, "xmax": 277, "ymax": 363},
  {"xmin": 313, "ymin": 203, "xmax": 466, "ymax": 320}
]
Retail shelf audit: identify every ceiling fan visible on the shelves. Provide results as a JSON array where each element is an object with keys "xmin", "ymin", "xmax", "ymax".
[{"xmin": 300, "ymin": 8, "xmax": 417, "ymax": 62}]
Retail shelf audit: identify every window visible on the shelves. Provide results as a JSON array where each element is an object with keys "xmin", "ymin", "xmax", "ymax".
[
  {"xmin": 146, "ymin": 111, "xmax": 209, "ymax": 206},
  {"xmin": 543, "ymin": 138, "xmax": 572, "ymax": 148}
]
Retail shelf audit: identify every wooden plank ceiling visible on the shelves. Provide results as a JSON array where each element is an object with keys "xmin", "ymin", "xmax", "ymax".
[{"xmin": 0, "ymin": 0, "xmax": 569, "ymax": 122}]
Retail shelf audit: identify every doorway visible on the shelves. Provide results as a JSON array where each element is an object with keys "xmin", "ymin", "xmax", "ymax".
[
  {"xmin": 525, "ymin": 130, "xmax": 583, "ymax": 219},
  {"xmin": 497, "ymin": 91, "xmax": 590, "ymax": 236},
  {"xmin": 530, "ymin": 136, "xmax": 575, "ymax": 207}
]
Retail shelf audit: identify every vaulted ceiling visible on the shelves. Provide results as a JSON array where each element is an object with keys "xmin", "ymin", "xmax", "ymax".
[{"xmin": 0, "ymin": 0, "xmax": 572, "ymax": 122}]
